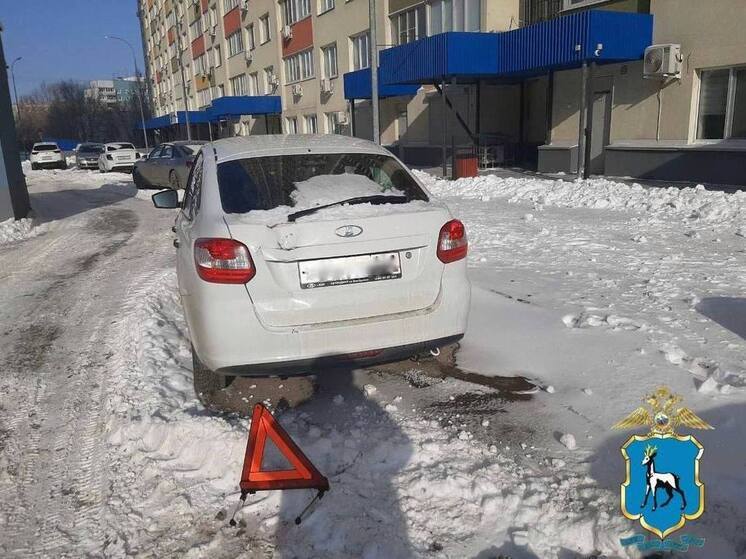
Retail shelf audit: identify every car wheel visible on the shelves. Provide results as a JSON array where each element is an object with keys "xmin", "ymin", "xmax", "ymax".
[
  {"xmin": 60, "ymin": 162, "xmax": 68, "ymax": 170},
  {"xmin": 99, "ymin": 167, "xmax": 106, "ymax": 173},
  {"xmin": 31, "ymin": 163, "xmax": 38, "ymax": 170},
  {"xmin": 192, "ymin": 345, "xmax": 236, "ymax": 407},
  {"xmin": 132, "ymin": 168, "xmax": 145, "ymax": 189},
  {"xmin": 169, "ymin": 170, "xmax": 181, "ymax": 190}
]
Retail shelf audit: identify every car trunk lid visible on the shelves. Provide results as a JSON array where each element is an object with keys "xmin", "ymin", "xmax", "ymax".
[{"xmin": 223, "ymin": 204, "xmax": 449, "ymax": 328}]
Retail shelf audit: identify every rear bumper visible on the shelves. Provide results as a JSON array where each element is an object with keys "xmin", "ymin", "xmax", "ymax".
[
  {"xmin": 217, "ymin": 334, "xmax": 463, "ymax": 377},
  {"xmin": 185, "ymin": 261, "xmax": 471, "ymax": 376},
  {"xmin": 32, "ymin": 159, "xmax": 64, "ymax": 167}
]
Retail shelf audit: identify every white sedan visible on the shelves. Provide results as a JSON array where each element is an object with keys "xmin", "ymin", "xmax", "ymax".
[
  {"xmin": 152, "ymin": 135, "xmax": 471, "ymax": 399},
  {"xmin": 98, "ymin": 142, "xmax": 141, "ymax": 173}
]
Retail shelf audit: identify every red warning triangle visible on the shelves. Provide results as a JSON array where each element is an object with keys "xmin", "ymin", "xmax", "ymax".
[{"xmin": 239, "ymin": 403, "xmax": 329, "ymax": 492}]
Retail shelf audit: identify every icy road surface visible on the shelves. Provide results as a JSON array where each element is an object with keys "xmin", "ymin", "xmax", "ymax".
[{"xmin": 0, "ymin": 166, "xmax": 744, "ymax": 558}]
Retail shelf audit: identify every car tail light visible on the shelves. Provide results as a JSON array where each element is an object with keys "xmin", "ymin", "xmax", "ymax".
[
  {"xmin": 194, "ymin": 238, "xmax": 255, "ymax": 284},
  {"xmin": 437, "ymin": 219, "xmax": 468, "ymax": 263}
]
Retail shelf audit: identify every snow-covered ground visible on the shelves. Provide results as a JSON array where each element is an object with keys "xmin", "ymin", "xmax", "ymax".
[{"xmin": 1, "ymin": 167, "xmax": 745, "ymax": 558}]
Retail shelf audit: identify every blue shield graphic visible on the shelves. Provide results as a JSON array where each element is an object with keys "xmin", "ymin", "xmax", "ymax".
[{"xmin": 621, "ymin": 434, "xmax": 704, "ymax": 538}]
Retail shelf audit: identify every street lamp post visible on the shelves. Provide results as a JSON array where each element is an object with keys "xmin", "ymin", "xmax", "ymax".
[
  {"xmin": 105, "ymin": 35, "xmax": 149, "ymax": 149},
  {"xmin": 9, "ymin": 56, "xmax": 21, "ymax": 127}
]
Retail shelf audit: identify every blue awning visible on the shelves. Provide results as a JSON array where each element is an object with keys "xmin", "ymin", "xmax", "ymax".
[
  {"xmin": 136, "ymin": 114, "xmax": 172, "ymax": 130},
  {"xmin": 378, "ymin": 10, "xmax": 653, "ymax": 86},
  {"xmin": 343, "ymin": 69, "xmax": 420, "ymax": 100},
  {"xmin": 207, "ymin": 95, "xmax": 282, "ymax": 120}
]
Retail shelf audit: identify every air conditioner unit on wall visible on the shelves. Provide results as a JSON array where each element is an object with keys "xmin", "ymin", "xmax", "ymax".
[
  {"xmin": 336, "ymin": 111, "xmax": 348, "ymax": 125},
  {"xmin": 291, "ymin": 84, "xmax": 303, "ymax": 97},
  {"xmin": 282, "ymin": 25, "xmax": 293, "ymax": 40},
  {"xmin": 245, "ymin": 50, "xmax": 253, "ymax": 64},
  {"xmin": 241, "ymin": 0, "xmax": 249, "ymax": 12},
  {"xmin": 643, "ymin": 44, "xmax": 682, "ymax": 79}
]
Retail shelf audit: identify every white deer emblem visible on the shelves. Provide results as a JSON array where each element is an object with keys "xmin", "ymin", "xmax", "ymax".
[{"xmin": 641, "ymin": 444, "xmax": 687, "ymax": 511}]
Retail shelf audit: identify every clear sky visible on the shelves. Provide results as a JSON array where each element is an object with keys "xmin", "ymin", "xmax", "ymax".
[{"xmin": 1, "ymin": 0, "xmax": 147, "ymax": 97}]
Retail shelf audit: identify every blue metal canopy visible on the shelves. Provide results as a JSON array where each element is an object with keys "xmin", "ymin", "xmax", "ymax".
[
  {"xmin": 136, "ymin": 114, "xmax": 172, "ymax": 130},
  {"xmin": 207, "ymin": 95, "xmax": 282, "ymax": 120},
  {"xmin": 378, "ymin": 10, "xmax": 653, "ymax": 86},
  {"xmin": 343, "ymin": 69, "xmax": 420, "ymax": 101}
]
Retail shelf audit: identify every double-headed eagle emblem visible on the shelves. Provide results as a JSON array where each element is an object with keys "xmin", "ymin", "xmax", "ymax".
[{"xmin": 612, "ymin": 386, "xmax": 713, "ymax": 436}]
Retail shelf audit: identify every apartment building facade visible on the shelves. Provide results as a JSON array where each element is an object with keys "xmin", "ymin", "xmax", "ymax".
[{"xmin": 138, "ymin": 0, "xmax": 746, "ymax": 186}]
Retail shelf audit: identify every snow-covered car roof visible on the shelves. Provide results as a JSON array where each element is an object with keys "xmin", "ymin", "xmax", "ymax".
[{"xmin": 211, "ymin": 134, "xmax": 392, "ymax": 163}]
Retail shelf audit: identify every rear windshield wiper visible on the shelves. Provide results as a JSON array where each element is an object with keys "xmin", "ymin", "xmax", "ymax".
[{"xmin": 287, "ymin": 194, "xmax": 409, "ymax": 222}]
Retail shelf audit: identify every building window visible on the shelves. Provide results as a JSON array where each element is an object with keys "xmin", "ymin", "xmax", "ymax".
[
  {"xmin": 224, "ymin": 0, "xmax": 240, "ymax": 11},
  {"xmin": 198, "ymin": 88, "xmax": 212, "ymax": 108},
  {"xmin": 259, "ymin": 14, "xmax": 271, "ymax": 43},
  {"xmin": 351, "ymin": 32, "xmax": 370, "ymax": 71},
  {"xmin": 227, "ymin": 31, "xmax": 244, "ymax": 57},
  {"xmin": 286, "ymin": 116, "xmax": 299, "ymax": 134},
  {"xmin": 247, "ymin": 24, "xmax": 256, "ymax": 50},
  {"xmin": 213, "ymin": 44, "xmax": 222, "ymax": 67},
  {"xmin": 319, "ymin": 0, "xmax": 335, "ymax": 13},
  {"xmin": 264, "ymin": 66, "xmax": 276, "ymax": 94},
  {"xmin": 283, "ymin": 0, "xmax": 311, "ymax": 26},
  {"xmin": 696, "ymin": 68, "xmax": 746, "ymax": 140},
  {"xmin": 230, "ymin": 73, "xmax": 247, "ymax": 95},
  {"xmin": 249, "ymin": 72, "xmax": 259, "ymax": 95},
  {"xmin": 322, "ymin": 43, "xmax": 338, "ymax": 78},
  {"xmin": 393, "ymin": 4, "xmax": 425, "ymax": 45},
  {"xmin": 285, "ymin": 49, "xmax": 314, "ymax": 83},
  {"xmin": 430, "ymin": 0, "xmax": 481, "ymax": 34},
  {"xmin": 194, "ymin": 54, "xmax": 208, "ymax": 75},
  {"xmin": 305, "ymin": 114, "xmax": 318, "ymax": 133},
  {"xmin": 325, "ymin": 111, "xmax": 340, "ymax": 133},
  {"xmin": 189, "ymin": 17, "xmax": 203, "ymax": 40},
  {"xmin": 561, "ymin": 0, "xmax": 611, "ymax": 10},
  {"xmin": 209, "ymin": 7, "xmax": 218, "ymax": 29}
]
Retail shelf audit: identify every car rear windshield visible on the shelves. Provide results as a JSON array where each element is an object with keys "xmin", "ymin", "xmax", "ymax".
[
  {"xmin": 34, "ymin": 144, "xmax": 58, "ymax": 151},
  {"xmin": 216, "ymin": 153, "xmax": 428, "ymax": 214},
  {"xmin": 108, "ymin": 144, "xmax": 135, "ymax": 151},
  {"xmin": 79, "ymin": 145, "xmax": 103, "ymax": 154}
]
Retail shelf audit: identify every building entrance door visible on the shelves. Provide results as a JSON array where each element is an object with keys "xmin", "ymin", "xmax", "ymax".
[{"xmin": 589, "ymin": 86, "xmax": 612, "ymax": 175}]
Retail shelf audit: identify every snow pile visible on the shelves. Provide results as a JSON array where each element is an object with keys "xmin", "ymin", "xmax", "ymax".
[
  {"xmin": 101, "ymin": 272, "xmax": 636, "ymax": 557},
  {"xmin": 292, "ymin": 173, "xmax": 404, "ymax": 208},
  {"xmin": 416, "ymin": 171, "xmax": 746, "ymax": 226},
  {"xmin": 0, "ymin": 217, "xmax": 43, "ymax": 245}
]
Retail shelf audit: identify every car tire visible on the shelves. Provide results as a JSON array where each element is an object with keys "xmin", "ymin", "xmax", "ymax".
[
  {"xmin": 169, "ymin": 170, "xmax": 181, "ymax": 190},
  {"xmin": 132, "ymin": 168, "xmax": 146, "ymax": 189},
  {"xmin": 99, "ymin": 167, "xmax": 106, "ymax": 173},
  {"xmin": 31, "ymin": 163, "xmax": 38, "ymax": 170},
  {"xmin": 60, "ymin": 162, "xmax": 67, "ymax": 170},
  {"xmin": 192, "ymin": 345, "xmax": 236, "ymax": 406}
]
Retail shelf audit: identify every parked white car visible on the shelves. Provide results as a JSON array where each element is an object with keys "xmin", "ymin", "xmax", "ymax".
[
  {"xmin": 152, "ymin": 135, "xmax": 471, "ymax": 398},
  {"xmin": 29, "ymin": 142, "xmax": 67, "ymax": 170},
  {"xmin": 98, "ymin": 142, "xmax": 141, "ymax": 173}
]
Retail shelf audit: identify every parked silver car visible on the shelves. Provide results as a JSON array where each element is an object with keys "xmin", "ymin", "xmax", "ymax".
[
  {"xmin": 75, "ymin": 143, "xmax": 105, "ymax": 169},
  {"xmin": 133, "ymin": 141, "xmax": 207, "ymax": 189}
]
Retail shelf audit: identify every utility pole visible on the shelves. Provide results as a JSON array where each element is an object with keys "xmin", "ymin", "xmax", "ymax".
[
  {"xmin": 175, "ymin": 18, "xmax": 192, "ymax": 140},
  {"xmin": 8, "ymin": 56, "xmax": 21, "ymax": 127},
  {"xmin": 105, "ymin": 35, "xmax": 149, "ymax": 149},
  {"xmin": 369, "ymin": 0, "xmax": 380, "ymax": 144}
]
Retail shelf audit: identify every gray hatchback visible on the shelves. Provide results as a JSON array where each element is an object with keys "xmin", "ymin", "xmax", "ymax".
[{"xmin": 132, "ymin": 141, "xmax": 207, "ymax": 189}]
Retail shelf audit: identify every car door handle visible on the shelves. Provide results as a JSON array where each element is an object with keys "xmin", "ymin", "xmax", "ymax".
[{"xmin": 173, "ymin": 238, "xmax": 180, "ymax": 248}]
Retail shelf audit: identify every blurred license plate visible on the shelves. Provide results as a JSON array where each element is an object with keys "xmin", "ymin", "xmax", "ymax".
[
  {"xmin": 116, "ymin": 156, "xmax": 130, "ymax": 160},
  {"xmin": 299, "ymin": 252, "xmax": 401, "ymax": 289}
]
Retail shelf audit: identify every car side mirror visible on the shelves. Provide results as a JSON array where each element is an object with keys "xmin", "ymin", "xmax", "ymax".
[{"xmin": 152, "ymin": 189, "xmax": 179, "ymax": 209}]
